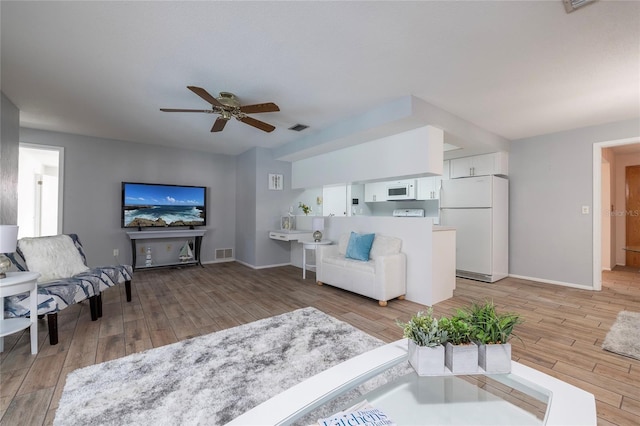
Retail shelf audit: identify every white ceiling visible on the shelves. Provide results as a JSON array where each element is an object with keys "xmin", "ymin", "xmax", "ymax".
[{"xmin": 2, "ymin": 1, "xmax": 639, "ymax": 157}]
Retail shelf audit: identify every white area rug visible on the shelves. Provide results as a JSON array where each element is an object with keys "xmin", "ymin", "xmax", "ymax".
[
  {"xmin": 602, "ymin": 311, "xmax": 640, "ymax": 361},
  {"xmin": 54, "ymin": 307, "xmax": 409, "ymax": 425}
]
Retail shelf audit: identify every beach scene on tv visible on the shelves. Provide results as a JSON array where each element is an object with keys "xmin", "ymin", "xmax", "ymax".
[{"xmin": 123, "ymin": 183, "xmax": 206, "ymax": 228}]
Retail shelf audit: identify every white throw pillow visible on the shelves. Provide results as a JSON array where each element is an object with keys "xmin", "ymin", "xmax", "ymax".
[
  {"xmin": 369, "ymin": 235, "xmax": 402, "ymax": 259},
  {"xmin": 19, "ymin": 235, "xmax": 89, "ymax": 282}
]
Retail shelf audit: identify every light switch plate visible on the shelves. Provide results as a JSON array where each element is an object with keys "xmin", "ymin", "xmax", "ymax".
[{"xmin": 582, "ymin": 206, "xmax": 589, "ymax": 214}]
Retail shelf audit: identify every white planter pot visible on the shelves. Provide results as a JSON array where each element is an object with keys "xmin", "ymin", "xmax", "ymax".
[
  {"xmin": 408, "ymin": 340, "xmax": 445, "ymax": 376},
  {"xmin": 445, "ymin": 342, "xmax": 479, "ymax": 374},
  {"xmin": 478, "ymin": 343, "xmax": 511, "ymax": 373}
]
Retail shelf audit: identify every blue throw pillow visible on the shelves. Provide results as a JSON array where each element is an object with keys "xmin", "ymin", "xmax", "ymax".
[{"xmin": 345, "ymin": 232, "xmax": 375, "ymax": 261}]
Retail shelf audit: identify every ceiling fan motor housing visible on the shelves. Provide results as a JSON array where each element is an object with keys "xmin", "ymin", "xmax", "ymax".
[{"xmin": 217, "ymin": 92, "xmax": 241, "ymax": 108}]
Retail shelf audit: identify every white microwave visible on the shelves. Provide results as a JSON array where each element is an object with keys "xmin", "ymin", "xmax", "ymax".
[{"xmin": 386, "ymin": 180, "xmax": 416, "ymax": 200}]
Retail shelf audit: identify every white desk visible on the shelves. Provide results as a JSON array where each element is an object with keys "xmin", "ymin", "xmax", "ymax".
[
  {"xmin": 300, "ymin": 240, "xmax": 332, "ymax": 279},
  {"xmin": 0, "ymin": 271, "xmax": 40, "ymax": 354}
]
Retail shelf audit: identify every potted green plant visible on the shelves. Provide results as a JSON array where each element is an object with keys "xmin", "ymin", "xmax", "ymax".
[
  {"xmin": 397, "ymin": 308, "xmax": 448, "ymax": 375},
  {"xmin": 439, "ymin": 311, "xmax": 478, "ymax": 374},
  {"xmin": 465, "ymin": 300, "xmax": 523, "ymax": 373},
  {"xmin": 298, "ymin": 202, "xmax": 312, "ymax": 215}
]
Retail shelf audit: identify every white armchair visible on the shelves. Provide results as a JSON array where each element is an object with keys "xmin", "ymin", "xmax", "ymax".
[{"xmin": 316, "ymin": 233, "xmax": 406, "ymax": 306}]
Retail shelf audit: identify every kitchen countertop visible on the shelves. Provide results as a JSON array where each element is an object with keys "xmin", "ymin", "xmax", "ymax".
[{"xmin": 433, "ymin": 226, "xmax": 455, "ymax": 232}]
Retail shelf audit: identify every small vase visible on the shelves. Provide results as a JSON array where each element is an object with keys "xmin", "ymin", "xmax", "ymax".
[
  {"xmin": 408, "ymin": 340, "xmax": 445, "ymax": 376},
  {"xmin": 445, "ymin": 342, "xmax": 479, "ymax": 374},
  {"xmin": 478, "ymin": 343, "xmax": 511, "ymax": 373}
]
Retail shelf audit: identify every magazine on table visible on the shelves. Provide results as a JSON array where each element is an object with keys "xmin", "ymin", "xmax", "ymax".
[{"xmin": 316, "ymin": 400, "xmax": 396, "ymax": 426}]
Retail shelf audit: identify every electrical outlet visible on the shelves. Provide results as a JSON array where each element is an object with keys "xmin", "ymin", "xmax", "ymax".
[
  {"xmin": 582, "ymin": 206, "xmax": 590, "ymax": 214},
  {"xmin": 140, "ymin": 247, "xmax": 146, "ymax": 254},
  {"xmin": 166, "ymin": 244, "xmax": 172, "ymax": 252},
  {"xmin": 113, "ymin": 249, "xmax": 119, "ymax": 257}
]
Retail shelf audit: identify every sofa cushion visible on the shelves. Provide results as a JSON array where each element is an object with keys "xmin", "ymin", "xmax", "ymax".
[
  {"xmin": 345, "ymin": 232, "xmax": 375, "ymax": 261},
  {"xmin": 369, "ymin": 235, "xmax": 402, "ymax": 259},
  {"xmin": 324, "ymin": 255, "xmax": 375, "ymax": 274},
  {"xmin": 18, "ymin": 235, "xmax": 89, "ymax": 283},
  {"xmin": 337, "ymin": 234, "xmax": 351, "ymax": 256}
]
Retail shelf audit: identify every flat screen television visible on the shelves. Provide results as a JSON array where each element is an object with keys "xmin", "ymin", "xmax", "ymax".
[{"xmin": 121, "ymin": 182, "xmax": 206, "ymax": 228}]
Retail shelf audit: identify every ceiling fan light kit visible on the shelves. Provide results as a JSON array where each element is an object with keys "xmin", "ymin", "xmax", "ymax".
[{"xmin": 160, "ymin": 86, "xmax": 280, "ymax": 133}]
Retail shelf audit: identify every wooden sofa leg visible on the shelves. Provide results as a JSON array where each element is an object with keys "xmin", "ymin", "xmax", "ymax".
[
  {"xmin": 47, "ymin": 313, "xmax": 59, "ymax": 345},
  {"xmin": 97, "ymin": 293, "xmax": 103, "ymax": 318},
  {"xmin": 378, "ymin": 300, "xmax": 388, "ymax": 307},
  {"xmin": 89, "ymin": 296, "xmax": 99, "ymax": 321},
  {"xmin": 317, "ymin": 281, "xmax": 323, "ymax": 286},
  {"xmin": 125, "ymin": 280, "xmax": 132, "ymax": 302},
  {"xmin": 398, "ymin": 295, "xmax": 406, "ymax": 300}
]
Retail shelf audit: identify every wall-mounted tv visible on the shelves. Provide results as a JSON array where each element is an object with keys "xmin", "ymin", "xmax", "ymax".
[{"xmin": 121, "ymin": 182, "xmax": 206, "ymax": 228}]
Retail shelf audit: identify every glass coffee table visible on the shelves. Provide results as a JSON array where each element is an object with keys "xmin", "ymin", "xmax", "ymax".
[{"xmin": 228, "ymin": 340, "xmax": 596, "ymax": 426}]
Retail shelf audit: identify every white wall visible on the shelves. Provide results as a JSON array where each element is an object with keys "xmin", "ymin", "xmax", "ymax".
[{"xmin": 291, "ymin": 126, "xmax": 443, "ymax": 188}]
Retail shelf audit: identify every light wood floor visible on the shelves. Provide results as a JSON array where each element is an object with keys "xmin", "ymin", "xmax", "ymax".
[{"xmin": 1, "ymin": 263, "xmax": 639, "ymax": 425}]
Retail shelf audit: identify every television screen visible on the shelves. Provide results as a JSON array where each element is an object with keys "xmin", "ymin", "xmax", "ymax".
[{"xmin": 122, "ymin": 182, "xmax": 206, "ymax": 228}]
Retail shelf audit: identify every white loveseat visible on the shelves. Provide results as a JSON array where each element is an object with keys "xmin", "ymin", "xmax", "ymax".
[{"xmin": 316, "ymin": 233, "xmax": 406, "ymax": 306}]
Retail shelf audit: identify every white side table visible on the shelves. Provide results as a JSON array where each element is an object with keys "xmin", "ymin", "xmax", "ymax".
[
  {"xmin": 300, "ymin": 240, "xmax": 332, "ymax": 279},
  {"xmin": 0, "ymin": 271, "xmax": 40, "ymax": 354}
]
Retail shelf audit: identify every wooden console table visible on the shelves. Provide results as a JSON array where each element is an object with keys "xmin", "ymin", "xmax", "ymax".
[{"xmin": 126, "ymin": 229, "xmax": 206, "ymax": 270}]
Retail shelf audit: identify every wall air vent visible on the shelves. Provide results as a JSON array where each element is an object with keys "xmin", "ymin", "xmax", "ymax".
[
  {"xmin": 563, "ymin": 0, "xmax": 596, "ymax": 13},
  {"xmin": 288, "ymin": 124, "xmax": 309, "ymax": 132},
  {"xmin": 215, "ymin": 248, "xmax": 233, "ymax": 261}
]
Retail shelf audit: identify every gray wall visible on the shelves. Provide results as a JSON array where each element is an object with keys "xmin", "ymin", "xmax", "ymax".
[
  {"xmin": 235, "ymin": 147, "xmax": 299, "ymax": 268},
  {"xmin": 235, "ymin": 148, "xmax": 258, "ymax": 265},
  {"xmin": 509, "ymin": 118, "xmax": 640, "ymax": 288},
  {"xmin": 20, "ymin": 128, "xmax": 236, "ymax": 267},
  {"xmin": 1, "ymin": 93, "xmax": 19, "ymax": 224},
  {"xmin": 255, "ymin": 147, "xmax": 298, "ymax": 267}
]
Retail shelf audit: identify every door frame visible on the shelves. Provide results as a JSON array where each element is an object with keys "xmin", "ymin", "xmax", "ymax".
[
  {"xmin": 593, "ymin": 137, "xmax": 640, "ymax": 290},
  {"xmin": 19, "ymin": 143, "xmax": 65, "ymax": 235}
]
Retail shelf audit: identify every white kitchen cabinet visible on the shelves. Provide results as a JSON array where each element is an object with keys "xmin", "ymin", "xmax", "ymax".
[
  {"xmin": 364, "ymin": 182, "xmax": 387, "ymax": 202},
  {"xmin": 322, "ymin": 185, "xmax": 347, "ymax": 216},
  {"xmin": 416, "ymin": 176, "xmax": 442, "ymax": 200},
  {"xmin": 442, "ymin": 160, "xmax": 450, "ymax": 180},
  {"xmin": 449, "ymin": 152, "xmax": 508, "ymax": 179}
]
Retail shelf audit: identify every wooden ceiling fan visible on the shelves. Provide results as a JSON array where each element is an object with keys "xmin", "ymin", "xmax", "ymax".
[{"xmin": 160, "ymin": 86, "xmax": 280, "ymax": 133}]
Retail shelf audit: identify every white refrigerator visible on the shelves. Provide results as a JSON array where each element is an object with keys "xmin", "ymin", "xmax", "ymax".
[{"xmin": 440, "ymin": 175, "xmax": 508, "ymax": 282}]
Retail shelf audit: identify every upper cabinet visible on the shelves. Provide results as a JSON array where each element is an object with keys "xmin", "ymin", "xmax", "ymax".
[
  {"xmin": 416, "ymin": 176, "xmax": 442, "ymax": 200},
  {"xmin": 364, "ymin": 182, "xmax": 387, "ymax": 202},
  {"xmin": 449, "ymin": 152, "xmax": 508, "ymax": 179}
]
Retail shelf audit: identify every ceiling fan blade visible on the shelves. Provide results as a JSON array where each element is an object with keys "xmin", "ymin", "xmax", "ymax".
[
  {"xmin": 160, "ymin": 108, "xmax": 211, "ymax": 113},
  {"xmin": 187, "ymin": 86, "xmax": 223, "ymax": 107},
  {"xmin": 239, "ymin": 102, "xmax": 280, "ymax": 114},
  {"xmin": 211, "ymin": 117, "xmax": 228, "ymax": 132},
  {"xmin": 238, "ymin": 116, "xmax": 276, "ymax": 133}
]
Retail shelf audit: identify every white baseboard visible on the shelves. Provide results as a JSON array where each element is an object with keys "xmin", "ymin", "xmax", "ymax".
[
  {"xmin": 508, "ymin": 274, "xmax": 596, "ymax": 291},
  {"xmin": 201, "ymin": 259, "xmax": 234, "ymax": 265},
  {"xmin": 234, "ymin": 260, "xmax": 293, "ymax": 270}
]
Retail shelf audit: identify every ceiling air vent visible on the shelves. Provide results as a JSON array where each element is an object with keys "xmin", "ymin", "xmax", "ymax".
[
  {"xmin": 288, "ymin": 124, "xmax": 309, "ymax": 132},
  {"xmin": 563, "ymin": 0, "xmax": 596, "ymax": 13}
]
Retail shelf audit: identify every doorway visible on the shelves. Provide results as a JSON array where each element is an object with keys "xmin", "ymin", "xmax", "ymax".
[
  {"xmin": 593, "ymin": 137, "xmax": 640, "ymax": 290},
  {"xmin": 17, "ymin": 144, "xmax": 64, "ymax": 238},
  {"xmin": 625, "ymin": 165, "xmax": 640, "ymax": 267}
]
